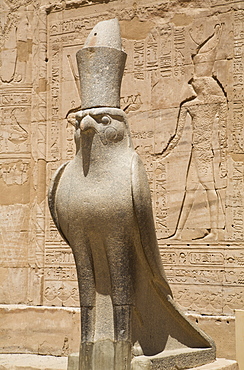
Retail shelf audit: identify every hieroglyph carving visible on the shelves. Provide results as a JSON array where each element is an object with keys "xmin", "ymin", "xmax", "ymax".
[
  {"xmin": 0, "ymin": 2, "xmax": 32, "ymax": 84},
  {"xmin": 42, "ymin": 1, "xmax": 244, "ymax": 316},
  {"xmin": 0, "ymin": 0, "xmax": 243, "ymax": 316}
]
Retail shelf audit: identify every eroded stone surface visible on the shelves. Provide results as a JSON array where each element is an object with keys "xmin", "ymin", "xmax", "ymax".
[
  {"xmin": 0, "ymin": 0, "xmax": 244, "ymax": 358},
  {"xmin": 235, "ymin": 310, "xmax": 244, "ymax": 370},
  {"xmin": 0, "ymin": 305, "xmax": 80, "ymax": 356},
  {"xmin": 0, "ymin": 354, "xmax": 67, "ymax": 370},
  {"xmin": 186, "ymin": 314, "xmax": 235, "ymax": 361}
]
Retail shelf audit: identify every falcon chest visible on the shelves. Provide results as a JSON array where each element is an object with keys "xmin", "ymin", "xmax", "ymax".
[{"xmin": 55, "ymin": 148, "xmax": 134, "ymax": 233}]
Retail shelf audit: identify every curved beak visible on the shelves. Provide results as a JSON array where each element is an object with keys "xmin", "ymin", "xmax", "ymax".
[{"xmin": 80, "ymin": 114, "xmax": 98, "ymax": 133}]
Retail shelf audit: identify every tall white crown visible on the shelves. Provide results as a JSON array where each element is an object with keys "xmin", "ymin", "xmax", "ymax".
[{"xmin": 76, "ymin": 19, "xmax": 127, "ymax": 110}]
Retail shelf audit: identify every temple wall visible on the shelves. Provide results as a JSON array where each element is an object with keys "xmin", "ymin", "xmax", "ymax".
[{"xmin": 0, "ymin": 0, "xmax": 244, "ymax": 359}]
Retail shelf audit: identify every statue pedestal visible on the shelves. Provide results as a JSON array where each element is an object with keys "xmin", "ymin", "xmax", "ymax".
[
  {"xmin": 68, "ymin": 352, "xmax": 238, "ymax": 370},
  {"xmin": 132, "ymin": 356, "xmax": 238, "ymax": 370},
  {"xmin": 131, "ymin": 348, "xmax": 215, "ymax": 369}
]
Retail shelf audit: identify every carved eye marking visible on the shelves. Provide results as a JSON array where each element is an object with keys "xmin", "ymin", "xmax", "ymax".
[
  {"xmin": 104, "ymin": 126, "xmax": 124, "ymax": 143},
  {"xmin": 101, "ymin": 115, "xmax": 111, "ymax": 125},
  {"xmin": 105, "ymin": 127, "xmax": 117, "ymax": 142}
]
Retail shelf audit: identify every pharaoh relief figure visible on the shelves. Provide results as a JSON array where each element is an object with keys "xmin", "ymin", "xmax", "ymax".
[
  {"xmin": 0, "ymin": 2, "xmax": 30, "ymax": 84},
  {"xmin": 49, "ymin": 19, "xmax": 215, "ymax": 370},
  {"xmin": 157, "ymin": 24, "xmax": 227, "ymax": 241}
]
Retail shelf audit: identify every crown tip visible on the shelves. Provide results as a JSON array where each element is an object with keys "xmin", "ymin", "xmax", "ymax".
[{"xmin": 84, "ymin": 18, "xmax": 122, "ymax": 50}]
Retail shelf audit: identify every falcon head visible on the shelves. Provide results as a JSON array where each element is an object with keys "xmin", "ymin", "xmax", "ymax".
[
  {"xmin": 75, "ymin": 107, "xmax": 131, "ymax": 176},
  {"xmin": 75, "ymin": 107, "xmax": 130, "ymax": 146}
]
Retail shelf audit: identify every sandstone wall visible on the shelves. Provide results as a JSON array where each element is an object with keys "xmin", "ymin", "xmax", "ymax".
[{"xmin": 0, "ymin": 0, "xmax": 244, "ymax": 358}]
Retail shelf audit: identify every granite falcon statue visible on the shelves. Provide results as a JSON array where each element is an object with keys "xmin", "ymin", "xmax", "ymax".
[{"xmin": 49, "ymin": 18, "xmax": 215, "ymax": 370}]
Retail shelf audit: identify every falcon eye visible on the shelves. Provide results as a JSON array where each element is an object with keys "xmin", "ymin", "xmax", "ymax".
[{"xmin": 101, "ymin": 115, "xmax": 111, "ymax": 125}]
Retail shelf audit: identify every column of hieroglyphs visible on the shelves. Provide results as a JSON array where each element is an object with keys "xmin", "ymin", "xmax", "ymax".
[
  {"xmin": 0, "ymin": 1, "xmax": 34, "ymax": 304},
  {"xmin": 41, "ymin": 0, "xmax": 244, "ymax": 317}
]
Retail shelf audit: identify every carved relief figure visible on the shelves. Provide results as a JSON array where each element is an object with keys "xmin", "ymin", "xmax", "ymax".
[
  {"xmin": 49, "ymin": 19, "xmax": 215, "ymax": 370},
  {"xmin": 0, "ymin": 2, "xmax": 30, "ymax": 84},
  {"xmin": 157, "ymin": 25, "xmax": 227, "ymax": 240},
  {"xmin": 0, "ymin": 107, "xmax": 29, "ymax": 153}
]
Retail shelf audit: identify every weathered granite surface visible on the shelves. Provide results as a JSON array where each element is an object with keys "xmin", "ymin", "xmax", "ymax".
[
  {"xmin": 67, "ymin": 356, "xmax": 238, "ymax": 370},
  {"xmin": 49, "ymin": 17, "xmax": 216, "ymax": 370},
  {"xmin": 0, "ymin": 305, "xmax": 80, "ymax": 356},
  {"xmin": 0, "ymin": 355, "xmax": 238, "ymax": 370},
  {"xmin": 0, "ymin": 0, "xmax": 243, "ymax": 359}
]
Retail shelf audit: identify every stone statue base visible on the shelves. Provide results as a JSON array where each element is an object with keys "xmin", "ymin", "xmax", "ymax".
[
  {"xmin": 67, "ymin": 353, "xmax": 238, "ymax": 370},
  {"xmin": 67, "ymin": 344, "xmax": 215, "ymax": 370},
  {"xmin": 131, "ymin": 348, "xmax": 215, "ymax": 370}
]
